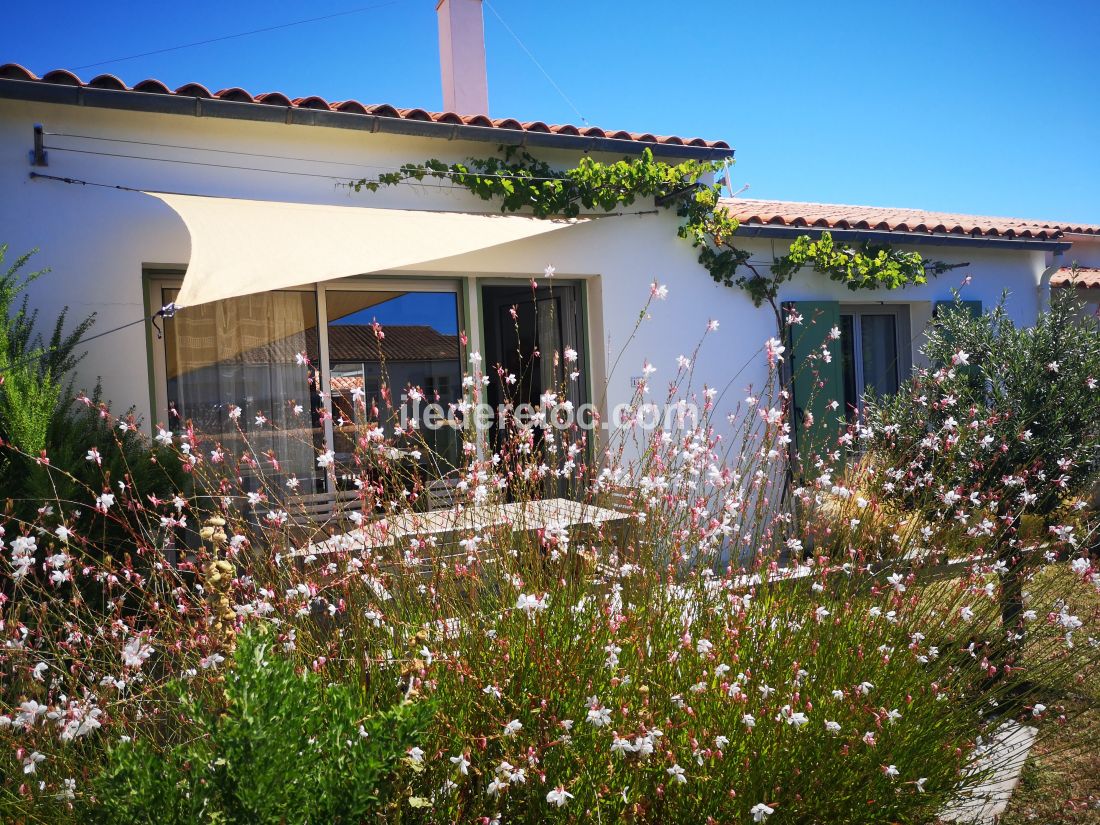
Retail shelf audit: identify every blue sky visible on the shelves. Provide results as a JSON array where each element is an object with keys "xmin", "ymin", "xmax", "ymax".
[
  {"xmin": 9, "ymin": 0, "xmax": 1099, "ymax": 223},
  {"xmin": 334, "ymin": 293, "xmax": 459, "ymax": 334}
]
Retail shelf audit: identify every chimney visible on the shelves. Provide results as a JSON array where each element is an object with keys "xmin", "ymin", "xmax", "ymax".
[{"xmin": 436, "ymin": 0, "xmax": 489, "ymax": 115}]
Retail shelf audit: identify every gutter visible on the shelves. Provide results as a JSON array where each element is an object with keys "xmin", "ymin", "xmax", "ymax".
[
  {"xmin": 734, "ymin": 223, "xmax": 1072, "ymax": 253},
  {"xmin": 0, "ymin": 78, "xmax": 735, "ymax": 163}
]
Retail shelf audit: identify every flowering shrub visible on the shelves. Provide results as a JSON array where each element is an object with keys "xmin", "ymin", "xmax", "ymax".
[
  {"xmin": 90, "ymin": 627, "xmax": 430, "ymax": 824},
  {"xmin": 1, "ymin": 276, "xmax": 1097, "ymax": 823},
  {"xmin": 860, "ymin": 289, "xmax": 1100, "ymax": 633}
]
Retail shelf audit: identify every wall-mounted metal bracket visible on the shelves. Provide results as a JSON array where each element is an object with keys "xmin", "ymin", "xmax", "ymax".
[{"xmin": 29, "ymin": 123, "xmax": 47, "ymax": 166}]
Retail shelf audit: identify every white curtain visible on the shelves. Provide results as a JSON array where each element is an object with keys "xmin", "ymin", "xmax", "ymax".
[{"xmin": 165, "ymin": 290, "xmax": 321, "ymax": 490}]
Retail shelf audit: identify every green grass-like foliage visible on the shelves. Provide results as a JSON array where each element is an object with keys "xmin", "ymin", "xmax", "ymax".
[{"xmin": 0, "ymin": 244, "xmax": 93, "ymax": 456}]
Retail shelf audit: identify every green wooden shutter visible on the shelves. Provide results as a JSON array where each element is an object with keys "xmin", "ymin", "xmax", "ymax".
[
  {"xmin": 785, "ymin": 301, "xmax": 844, "ymax": 475},
  {"xmin": 934, "ymin": 299, "xmax": 982, "ymax": 320},
  {"xmin": 934, "ymin": 299, "xmax": 983, "ymax": 391}
]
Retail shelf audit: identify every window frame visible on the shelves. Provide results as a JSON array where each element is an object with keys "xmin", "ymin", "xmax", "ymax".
[
  {"xmin": 145, "ymin": 273, "xmax": 465, "ymax": 469},
  {"xmin": 838, "ymin": 302, "xmax": 913, "ymax": 419}
]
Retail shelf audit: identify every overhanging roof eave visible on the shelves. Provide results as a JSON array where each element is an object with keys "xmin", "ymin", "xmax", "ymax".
[
  {"xmin": 734, "ymin": 223, "xmax": 1071, "ymax": 252},
  {"xmin": 0, "ymin": 78, "xmax": 735, "ymax": 162}
]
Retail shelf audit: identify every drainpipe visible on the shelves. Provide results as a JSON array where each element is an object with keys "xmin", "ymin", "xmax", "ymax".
[{"xmin": 1037, "ymin": 249, "xmax": 1064, "ymax": 316}]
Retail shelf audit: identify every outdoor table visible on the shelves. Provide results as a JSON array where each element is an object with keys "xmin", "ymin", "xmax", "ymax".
[{"xmin": 291, "ymin": 497, "xmax": 628, "ymax": 558}]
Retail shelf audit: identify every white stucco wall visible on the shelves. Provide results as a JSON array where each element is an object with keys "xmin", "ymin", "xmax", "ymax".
[
  {"xmin": 0, "ymin": 96, "xmax": 1053, "ymax": 448},
  {"xmin": 1063, "ymin": 236, "xmax": 1100, "ymax": 270}
]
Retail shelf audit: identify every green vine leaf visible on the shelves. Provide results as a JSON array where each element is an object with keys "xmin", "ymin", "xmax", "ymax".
[{"xmin": 347, "ymin": 149, "xmax": 949, "ymax": 311}]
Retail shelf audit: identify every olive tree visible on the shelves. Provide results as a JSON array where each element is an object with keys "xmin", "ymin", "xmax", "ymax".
[{"xmin": 863, "ymin": 286, "xmax": 1100, "ymax": 644}]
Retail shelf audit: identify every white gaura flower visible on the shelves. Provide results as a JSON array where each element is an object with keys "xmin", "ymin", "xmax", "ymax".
[
  {"xmin": 56, "ymin": 777, "xmax": 76, "ymax": 801},
  {"xmin": 1032, "ymin": 703, "xmax": 1046, "ymax": 717},
  {"xmin": 200, "ymin": 653, "xmax": 225, "ymax": 670},
  {"xmin": 742, "ymin": 713, "xmax": 756, "ymax": 729},
  {"xmin": 960, "ymin": 605, "xmax": 975, "ymax": 622},
  {"xmin": 766, "ymin": 337, "xmax": 786, "ymax": 363},
  {"xmin": 316, "ymin": 450, "xmax": 335, "ymax": 469},
  {"xmin": 85, "ymin": 448, "xmax": 102, "ymax": 465},
  {"xmin": 563, "ymin": 347, "xmax": 578, "ymax": 363},
  {"xmin": 122, "ymin": 636, "xmax": 153, "ymax": 669},
  {"xmin": 546, "ymin": 786, "xmax": 574, "ymax": 807},
  {"xmin": 23, "ymin": 751, "xmax": 45, "ymax": 774},
  {"xmin": 611, "ymin": 734, "xmax": 634, "ymax": 756},
  {"xmin": 155, "ymin": 428, "xmax": 173, "ymax": 446},
  {"xmin": 666, "ymin": 763, "xmax": 687, "ymax": 784},
  {"xmin": 482, "ymin": 684, "xmax": 502, "ymax": 700},
  {"xmin": 884, "ymin": 764, "xmax": 900, "ymax": 778},
  {"xmin": 586, "ymin": 705, "xmax": 612, "ymax": 728},
  {"xmin": 916, "ymin": 777, "xmax": 928, "ymax": 793},
  {"xmin": 715, "ymin": 735, "xmax": 729, "ymax": 749},
  {"xmin": 450, "ymin": 753, "xmax": 470, "ymax": 775},
  {"xmin": 406, "ymin": 746, "xmax": 426, "ymax": 766},
  {"xmin": 751, "ymin": 802, "xmax": 775, "ymax": 822},
  {"xmin": 503, "ymin": 719, "xmax": 523, "ymax": 737},
  {"xmin": 825, "ymin": 720, "xmax": 841, "ymax": 734},
  {"xmin": 515, "ymin": 593, "xmax": 548, "ymax": 617},
  {"xmin": 696, "ymin": 638, "xmax": 713, "ymax": 655},
  {"xmin": 951, "ymin": 350, "xmax": 970, "ymax": 366}
]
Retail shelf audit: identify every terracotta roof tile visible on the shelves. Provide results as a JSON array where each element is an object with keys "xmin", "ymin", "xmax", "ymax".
[
  {"xmin": 327, "ymin": 325, "xmax": 459, "ymax": 363},
  {"xmin": 175, "ymin": 82, "xmax": 212, "ymax": 98},
  {"xmin": 0, "ymin": 62, "xmax": 732, "ymax": 152},
  {"xmin": 254, "ymin": 91, "xmax": 292, "ymax": 106},
  {"xmin": 133, "ymin": 78, "xmax": 172, "ymax": 94},
  {"xmin": 1050, "ymin": 267, "xmax": 1100, "ymax": 288},
  {"xmin": 721, "ymin": 198, "xmax": 1100, "ymax": 241},
  {"xmin": 88, "ymin": 73, "xmax": 128, "ymax": 90}
]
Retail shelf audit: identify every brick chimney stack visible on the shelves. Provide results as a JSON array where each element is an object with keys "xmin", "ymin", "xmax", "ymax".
[{"xmin": 436, "ymin": 0, "xmax": 489, "ymax": 115}]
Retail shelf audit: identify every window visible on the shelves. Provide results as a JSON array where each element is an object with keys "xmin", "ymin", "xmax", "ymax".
[
  {"xmin": 325, "ymin": 289, "xmax": 462, "ymax": 470},
  {"xmin": 838, "ymin": 305, "xmax": 912, "ymax": 421},
  {"xmin": 161, "ymin": 287, "xmax": 324, "ymax": 490},
  {"xmin": 152, "ymin": 279, "xmax": 464, "ymax": 493}
]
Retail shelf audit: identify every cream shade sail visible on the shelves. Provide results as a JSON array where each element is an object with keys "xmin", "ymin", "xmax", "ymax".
[{"xmin": 148, "ymin": 193, "xmax": 587, "ymax": 308}]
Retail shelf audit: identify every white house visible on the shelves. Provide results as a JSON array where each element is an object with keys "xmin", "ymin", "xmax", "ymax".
[{"xmin": 1, "ymin": 0, "xmax": 1096, "ymax": 494}]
